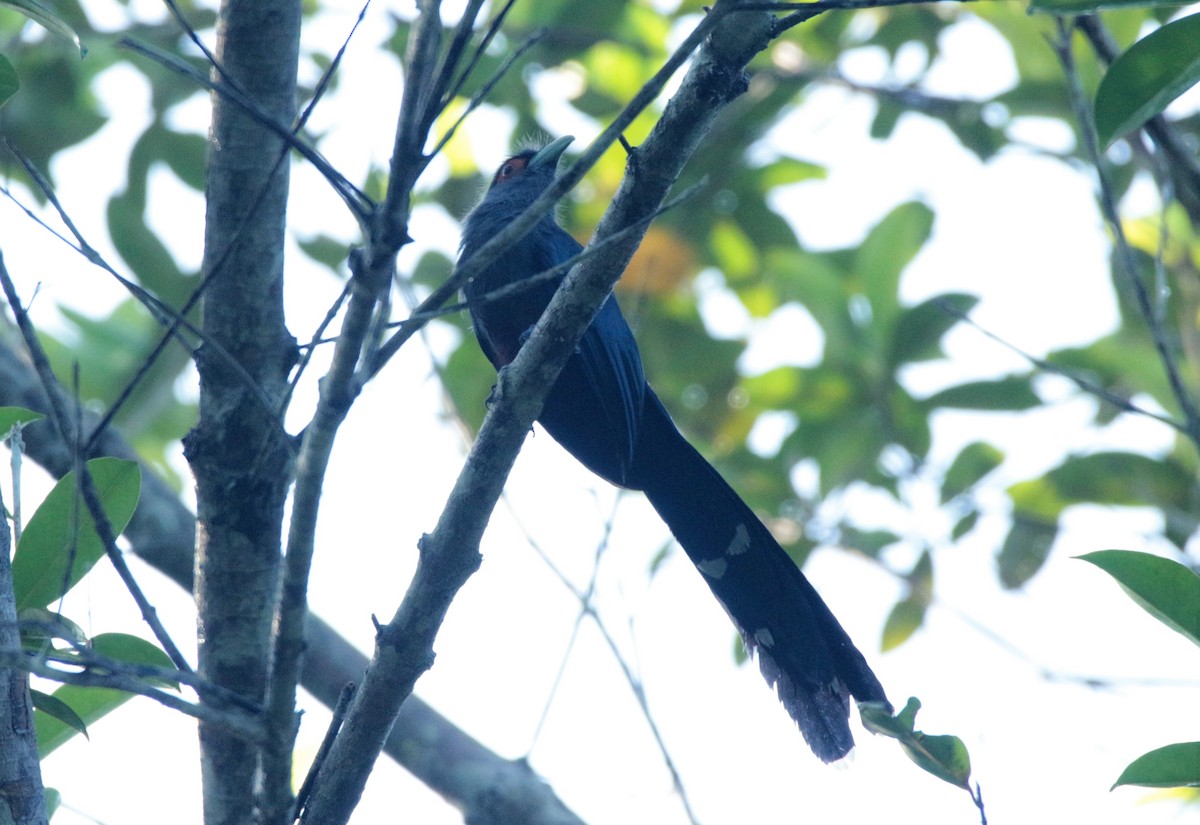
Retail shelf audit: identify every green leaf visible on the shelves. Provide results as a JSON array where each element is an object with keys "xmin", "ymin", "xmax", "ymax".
[
  {"xmin": 1113, "ymin": 742, "xmax": 1200, "ymax": 789},
  {"xmin": 0, "ymin": 0, "xmax": 86, "ymax": 55},
  {"xmin": 1095, "ymin": 14, "xmax": 1200, "ymax": 149},
  {"xmin": 31, "ymin": 689, "xmax": 89, "ymax": 738},
  {"xmin": 860, "ymin": 697, "xmax": 973, "ymax": 790},
  {"xmin": 842, "ymin": 527, "xmax": 901, "ymax": 557},
  {"xmin": 44, "ymin": 788, "xmax": 61, "ymax": 818},
  {"xmin": 0, "ymin": 406, "xmax": 43, "ymax": 436},
  {"xmin": 888, "ymin": 293, "xmax": 979, "ymax": 368},
  {"xmin": 1046, "ymin": 452, "xmax": 1193, "ymax": 509},
  {"xmin": 925, "ymin": 376, "xmax": 1039, "ymax": 410},
  {"xmin": 711, "ymin": 219, "xmax": 759, "ymax": 282},
  {"xmin": 298, "ymin": 235, "xmax": 350, "ymax": 273},
  {"xmin": 0, "ymin": 53, "xmax": 18, "ymax": 108},
  {"xmin": 18, "ymin": 607, "xmax": 87, "ymax": 650},
  {"xmin": 856, "ymin": 201, "xmax": 934, "ymax": 331},
  {"xmin": 942, "ymin": 442, "xmax": 1003, "ymax": 503},
  {"xmin": 1077, "ymin": 550, "xmax": 1200, "ymax": 647},
  {"xmin": 12, "ymin": 458, "xmax": 141, "ymax": 610},
  {"xmin": 755, "ymin": 157, "xmax": 826, "ymax": 188},
  {"xmin": 951, "ymin": 509, "xmax": 979, "ymax": 542},
  {"xmin": 36, "ymin": 633, "xmax": 176, "ymax": 757},
  {"xmin": 882, "ymin": 597, "xmax": 927, "ymax": 651},
  {"xmin": 997, "ymin": 516, "xmax": 1058, "ymax": 589}
]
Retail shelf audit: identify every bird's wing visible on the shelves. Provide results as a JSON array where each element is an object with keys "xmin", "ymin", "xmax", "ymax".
[{"xmin": 533, "ymin": 227, "xmax": 647, "ymax": 488}]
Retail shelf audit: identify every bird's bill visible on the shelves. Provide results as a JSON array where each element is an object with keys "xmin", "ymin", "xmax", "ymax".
[{"xmin": 529, "ymin": 135, "xmax": 575, "ymax": 170}]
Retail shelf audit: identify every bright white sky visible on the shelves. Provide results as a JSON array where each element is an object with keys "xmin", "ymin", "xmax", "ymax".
[{"xmin": 3, "ymin": 1, "xmax": 1198, "ymax": 824}]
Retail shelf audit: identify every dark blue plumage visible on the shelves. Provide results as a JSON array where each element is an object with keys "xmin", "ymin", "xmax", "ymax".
[{"xmin": 460, "ymin": 137, "xmax": 889, "ymax": 762}]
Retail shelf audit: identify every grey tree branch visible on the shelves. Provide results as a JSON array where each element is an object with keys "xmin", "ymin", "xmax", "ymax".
[
  {"xmin": 0, "ymin": 647, "xmax": 265, "ymax": 744},
  {"xmin": 0, "ymin": 479, "xmax": 47, "ymax": 825},
  {"xmin": 187, "ymin": 0, "xmax": 302, "ymax": 820}
]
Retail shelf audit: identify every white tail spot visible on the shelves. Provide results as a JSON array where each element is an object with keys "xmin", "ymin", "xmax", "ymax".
[
  {"xmin": 697, "ymin": 557, "xmax": 728, "ymax": 579},
  {"xmin": 727, "ymin": 523, "xmax": 750, "ymax": 556}
]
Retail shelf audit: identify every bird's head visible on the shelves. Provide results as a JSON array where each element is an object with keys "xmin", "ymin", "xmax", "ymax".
[
  {"xmin": 486, "ymin": 135, "xmax": 574, "ymax": 195},
  {"xmin": 461, "ymin": 135, "xmax": 574, "ymax": 253}
]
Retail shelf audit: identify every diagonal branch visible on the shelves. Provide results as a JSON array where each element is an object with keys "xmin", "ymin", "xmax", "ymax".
[{"xmin": 297, "ymin": 4, "xmax": 781, "ymax": 822}]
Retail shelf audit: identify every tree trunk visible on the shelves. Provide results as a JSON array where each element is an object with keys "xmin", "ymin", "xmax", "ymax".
[{"xmin": 184, "ymin": 1, "xmax": 302, "ymax": 822}]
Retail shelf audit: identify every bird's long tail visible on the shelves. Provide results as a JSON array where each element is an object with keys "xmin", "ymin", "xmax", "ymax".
[{"xmin": 628, "ymin": 391, "xmax": 889, "ymax": 762}]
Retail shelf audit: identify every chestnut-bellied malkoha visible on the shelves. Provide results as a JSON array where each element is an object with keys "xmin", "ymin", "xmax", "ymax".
[{"xmin": 459, "ymin": 136, "xmax": 890, "ymax": 762}]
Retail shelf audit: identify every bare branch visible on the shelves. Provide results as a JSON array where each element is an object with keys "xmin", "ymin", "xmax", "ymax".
[
  {"xmin": 0, "ymin": 647, "xmax": 265, "ymax": 744},
  {"xmin": 0, "ymin": 481, "xmax": 46, "ymax": 825}
]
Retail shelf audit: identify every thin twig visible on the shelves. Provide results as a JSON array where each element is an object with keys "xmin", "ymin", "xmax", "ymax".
[
  {"xmin": 0, "ymin": 647, "xmax": 264, "ymax": 742},
  {"xmin": 427, "ymin": 27, "xmax": 548, "ymax": 163},
  {"xmin": 513, "ymin": 495, "xmax": 702, "ymax": 825},
  {"xmin": 292, "ymin": 682, "xmax": 356, "ymax": 823},
  {"xmin": 117, "ymin": 37, "xmax": 371, "ymax": 220},
  {"xmin": 933, "ymin": 298, "xmax": 1185, "ymax": 432}
]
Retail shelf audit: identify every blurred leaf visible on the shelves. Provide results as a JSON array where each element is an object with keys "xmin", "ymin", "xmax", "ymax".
[
  {"xmin": 12, "ymin": 458, "xmax": 141, "ymax": 610},
  {"xmin": 733, "ymin": 633, "xmax": 750, "ymax": 666},
  {"xmin": 882, "ymin": 597, "xmax": 926, "ymax": 651},
  {"xmin": 0, "ymin": 53, "xmax": 17, "ymax": 106},
  {"xmin": 1094, "ymin": 13, "xmax": 1200, "ymax": 148},
  {"xmin": 1046, "ymin": 452, "xmax": 1194, "ymax": 509},
  {"xmin": 855, "ymin": 202, "xmax": 934, "ymax": 331},
  {"xmin": 620, "ymin": 226, "xmax": 696, "ymax": 294},
  {"xmin": 36, "ymin": 633, "xmax": 176, "ymax": 757},
  {"xmin": 942, "ymin": 442, "xmax": 1003, "ymax": 503},
  {"xmin": 1031, "ymin": 0, "xmax": 1191, "ymax": 14},
  {"xmin": 1, "ymin": 0, "xmax": 85, "ymax": 55},
  {"xmin": 18, "ymin": 607, "xmax": 86, "ymax": 650},
  {"xmin": 711, "ymin": 219, "xmax": 758, "ymax": 282},
  {"xmin": 755, "ymin": 156, "xmax": 826, "ymax": 188},
  {"xmin": 31, "ymin": 689, "xmax": 88, "ymax": 738},
  {"xmin": 925, "ymin": 376, "xmax": 1039, "ymax": 410},
  {"xmin": 842, "ymin": 527, "xmax": 901, "ymax": 557},
  {"xmin": 0, "ymin": 405, "xmax": 43, "ymax": 435},
  {"xmin": 870, "ymin": 97, "xmax": 904, "ymax": 140},
  {"xmin": 1112, "ymin": 742, "xmax": 1200, "ymax": 789},
  {"xmin": 997, "ymin": 516, "xmax": 1057, "ymax": 589},
  {"xmin": 889, "ymin": 293, "xmax": 978, "ymax": 368},
  {"xmin": 157, "ymin": 129, "xmax": 208, "ymax": 191},
  {"xmin": 1077, "ymin": 550, "xmax": 1200, "ymax": 647},
  {"xmin": 411, "ymin": 250, "xmax": 454, "ymax": 290},
  {"xmin": 951, "ymin": 509, "xmax": 979, "ymax": 542},
  {"xmin": 297, "ymin": 234, "xmax": 350, "ymax": 273},
  {"xmin": 44, "ymin": 788, "xmax": 60, "ymax": 818},
  {"xmin": 0, "ymin": 49, "xmax": 106, "ymax": 179},
  {"xmin": 440, "ymin": 336, "xmax": 495, "ymax": 434}
]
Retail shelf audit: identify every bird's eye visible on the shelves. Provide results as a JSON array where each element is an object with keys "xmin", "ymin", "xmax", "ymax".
[{"xmin": 495, "ymin": 157, "xmax": 526, "ymax": 184}]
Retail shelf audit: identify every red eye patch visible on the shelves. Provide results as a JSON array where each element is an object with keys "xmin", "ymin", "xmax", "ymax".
[{"xmin": 493, "ymin": 156, "xmax": 529, "ymax": 184}]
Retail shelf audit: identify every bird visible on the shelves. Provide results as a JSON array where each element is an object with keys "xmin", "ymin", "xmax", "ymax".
[{"xmin": 459, "ymin": 135, "xmax": 890, "ymax": 762}]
